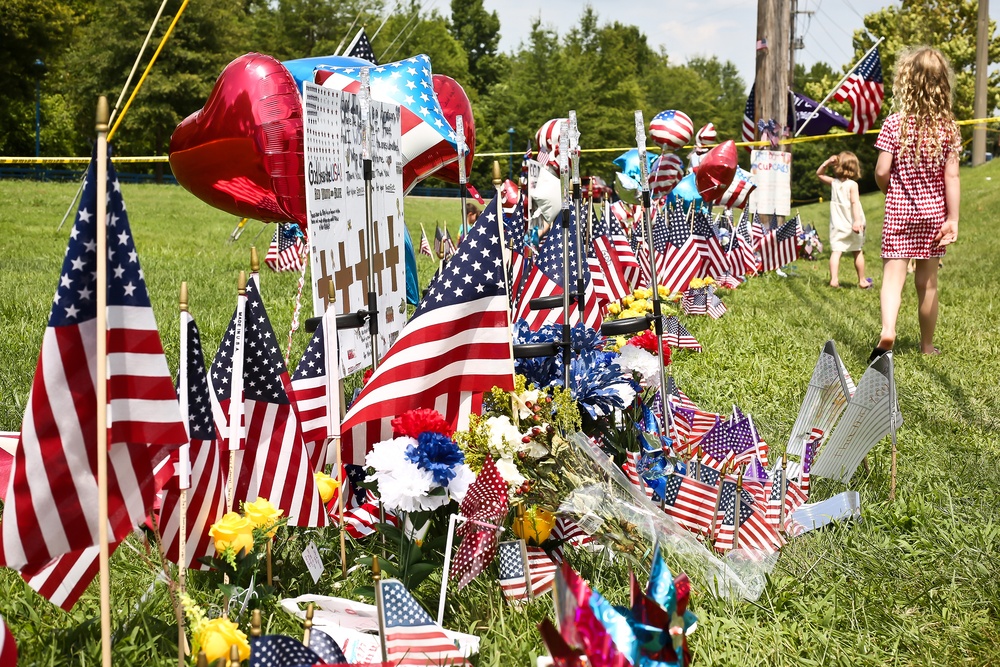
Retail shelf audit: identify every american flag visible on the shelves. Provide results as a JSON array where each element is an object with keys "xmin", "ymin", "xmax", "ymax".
[
  {"xmin": 698, "ymin": 418, "xmax": 731, "ymax": 466},
  {"xmin": 833, "ymin": 47, "xmax": 884, "ymax": 134},
  {"xmin": 535, "ymin": 206, "xmax": 603, "ymax": 330},
  {"xmin": 344, "ymin": 27, "xmax": 378, "ymax": 64},
  {"xmin": 418, "ymin": 226, "xmax": 433, "ymax": 256},
  {"xmin": 657, "ymin": 207, "xmax": 701, "ymax": 293},
  {"xmin": 289, "ymin": 319, "xmax": 333, "ymax": 471},
  {"xmin": 158, "ymin": 310, "xmax": 226, "ymax": 570},
  {"xmin": 0, "ymin": 153, "xmax": 187, "ymax": 592},
  {"xmin": 211, "ymin": 277, "xmax": 328, "ymax": 527},
  {"xmin": 649, "ymin": 152, "xmax": 685, "ymax": 199},
  {"xmin": 717, "ymin": 169, "xmax": 756, "ymax": 210},
  {"xmin": 590, "ymin": 202, "xmax": 639, "ymax": 302},
  {"xmin": 379, "ymin": 578, "xmax": 471, "ymax": 666},
  {"xmin": 741, "ymin": 83, "xmax": 756, "ymax": 148},
  {"xmin": 663, "ymin": 315, "xmax": 701, "ymax": 352},
  {"xmin": 510, "ymin": 250, "xmax": 563, "ymax": 330},
  {"xmin": 519, "ymin": 142, "xmax": 532, "ymax": 186},
  {"xmin": 660, "ymin": 473, "xmax": 718, "ymax": 536},
  {"xmin": 0, "ymin": 613, "xmax": 15, "ymax": 665},
  {"xmin": 799, "ymin": 428, "xmax": 822, "ymax": 497},
  {"xmin": 681, "ymin": 288, "xmax": 708, "ymax": 316},
  {"xmin": 707, "ymin": 290, "xmax": 728, "ymax": 319},
  {"xmin": 316, "ymin": 55, "xmax": 457, "ymax": 193},
  {"xmin": 308, "ymin": 628, "xmax": 349, "ymax": 664},
  {"xmin": 713, "ymin": 479, "xmax": 784, "ymax": 553},
  {"xmin": 759, "ymin": 218, "xmax": 799, "ymax": 272},
  {"xmin": 497, "ymin": 540, "xmax": 557, "ymax": 602},
  {"xmin": 264, "ymin": 224, "xmax": 306, "ymax": 273},
  {"xmin": 666, "ymin": 375, "xmax": 698, "ymax": 411},
  {"xmin": 692, "ymin": 213, "xmax": 728, "ymax": 279},
  {"xmin": 21, "ymin": 543, "xmax": 118, "ymax": 611},
  {"xmin": 764, "ymin": 463, "xmax": 808, "ymax": 536},
  {"xmin": 249, "ymin": 634, "xmax": 323, "ymax": 667},
  {"xmin": 451, "ymin": 456, "xmax": 509, "ymax": 590},
  {"xmin": 434, "ymin": 224, "xmax": 446, "ymax": 257},
  {"xmin": 624, "ymin": 450, "xmax": 655, "ymax": 500},
  {"xmin": 340, "ymin": 197, "xmax": 514, "ymax": 463},
  {"xmin": 327, "ymin": 463, "xmax": 399, "ymax": 538}
]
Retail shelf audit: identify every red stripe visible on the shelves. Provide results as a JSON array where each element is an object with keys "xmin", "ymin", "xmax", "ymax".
[{"xmin": 108, "ymin": 328, "xmax": 167, "ymax": 355}]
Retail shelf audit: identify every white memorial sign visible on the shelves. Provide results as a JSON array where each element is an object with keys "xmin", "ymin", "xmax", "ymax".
[
  {"xmin": 748, "ymin": 150, "xmax": 792, "ymax": 217},
  {"xmin": 303, "ymin": 82, "xmax": 405, "ymax": 375}
]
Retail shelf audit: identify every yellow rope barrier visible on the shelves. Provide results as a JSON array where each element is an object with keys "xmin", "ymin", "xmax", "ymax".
[
  {"xmin": 6, "ymin": 116, "xmax": 1000, "ymax": 165},
  {"xmin": 107, "ymin": 0, "xmax": 191, "ymax": 142}
]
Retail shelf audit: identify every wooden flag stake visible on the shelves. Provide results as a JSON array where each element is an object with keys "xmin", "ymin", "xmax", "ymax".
[
  {"xmin": 779, "ymin": 452, "xmax": 788, "ymax": 532},
  {"xmin": 94, "ymin": 95, "xmax": 113, "ymax": 667},
  {"xmin": 250, "ymin": 246, "xmax": 260, "ymax": 273},
  {"xmin": 373, "ymin": 557, "xmax": 389, "ymax": 664},
  {"xmin": 195, "ymin": 650, "xmax": 208, "ymax": 667},
  {"xmin": 178, "ymin": 281, "xmax": 190, "ymax": 667},
  {"xmin": 226, "ymin": 270, "xmax": 247, "ymax": 513},
  {"xmin": 227, "ymin": 644, "xmax": 240, "ymax": 667},
  {"xmin": 733, "ymin": 472, "xmax": 743, "ymax": 551},
  {"xmin": 251, "ymin": 609, "xmax": 262, "ymax": 637},
  {"xmin": 708, "ymin": 463, "xmax": 728, "ymax": 545}
]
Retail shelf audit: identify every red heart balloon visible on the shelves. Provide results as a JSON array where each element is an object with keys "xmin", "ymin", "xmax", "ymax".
[
  {"xmin": 694, "ymin": 139, "xmax": 738, "ymax": 204},
  {"xmin": 431, "ymin": 74, "xmax": 475, "ymax": 185},
  {"xmin": 169, "ymin": 53, "xmax": 305, "ymax": 225}
]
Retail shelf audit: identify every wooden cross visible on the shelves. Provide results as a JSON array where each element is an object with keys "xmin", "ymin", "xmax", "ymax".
[
  {"xmin": 371, "ymin": 214, "xmax": 400, "ymax": 295},
  {"xmin": 316, "ymin": 251, "xmax": 335, "ymax": 310},
  {"xmin": 334, "ymin": 239, "xmax": 359, "ymax": 311}
]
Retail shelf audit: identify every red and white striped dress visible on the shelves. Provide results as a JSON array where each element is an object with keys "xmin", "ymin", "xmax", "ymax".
[{"xmin": 874, "ymin": 113, "xmax": 959, "ymax": 259}]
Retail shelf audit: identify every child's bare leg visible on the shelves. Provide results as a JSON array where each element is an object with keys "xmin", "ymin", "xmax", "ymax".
[
  {"xmin": 853, "ymin": 251, "xmax": 867, "ymax": 286},
  {"xmin": 914, "ymin": 258, "xmax": 941, "ymax": 353},
  {"xmin": 879, "ymin": 258, "xmax": 909, "ymax": 349},
  {"xmin": 829, "ymin": 251, "xmax": 842, "ymax": 287}
]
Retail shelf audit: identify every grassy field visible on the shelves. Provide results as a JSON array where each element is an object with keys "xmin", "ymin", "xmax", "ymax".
[{"xmin": 1, "ymin": 164, "xmax": 999, "ymax": 666}]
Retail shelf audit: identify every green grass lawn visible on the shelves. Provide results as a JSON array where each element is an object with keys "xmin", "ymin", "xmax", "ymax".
[{"xmin": 1, "ymin": 165, "xmax": 999, "ymax": 666}]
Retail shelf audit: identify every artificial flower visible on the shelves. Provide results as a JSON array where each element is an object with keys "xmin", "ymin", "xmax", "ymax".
[
  {"xmin": 314, "ymin": 471, "xmax": 339, "ymax": 504},
  {"xmin": 407, "ymin": 431, "xmax": 466, "ymax": 486},
  {"xmin": 484, "ymin": 415, "xmax": 527, "ymax": 458},
  {"xmin": 391, "ymin": 408, "xmax": 454, "ymax": 439},
  {"xmin": 627, "ymin": 329, "xmax": 659, "ymax": 354},
  {"xmin": 197, "ymin": 617, "xmax": 250, "ymax": 664},
  {"xmin": 607, "ymin": 302, "xmax": 621, "ymax": 315},
  {"xmin": 618, "ymin": 344, "xmax": 662, "ymax": 387},
  {"xmin": 657, "ymin": 285, "xmax": 669, "ymax": 299},
  {"xmin": 208, "ymin": 512, "xmax": 254, "ymax": 556},
  {"xmin": 703, "ymin": 276, "xmax": 715, "ymax": 285},
  {"xmin": 568, "ymin": 353, "xmax": 637, "ymax": 420},
  {"xmin": 688, "ymin": 278, "xmax": 705, "ymax": 290},
  {"xmin": 243, "ymin": 498, "xmax": 284, "ymax": 537},
  {"xmin": 623, "ymin": 295, "xmax": 635, "ymax": 307},
  {"xmin": 512, "ymin": 388, "xmax": 540, "ymax": 419},
  {"xmin": 620, "ymin": 308, "xmax": 644, "ymax": 320},
  {"xmin": 446, "ymin": 463, "xmax": 476, "ymax": 503}
]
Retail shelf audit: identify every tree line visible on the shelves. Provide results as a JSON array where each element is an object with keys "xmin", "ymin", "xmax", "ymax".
[{"xmin": 1, "ymin": 0, "xmax": 996, "ymax": 200}]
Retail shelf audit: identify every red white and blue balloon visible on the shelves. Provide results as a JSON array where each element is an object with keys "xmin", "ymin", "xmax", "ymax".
[
  {"xmin": 695, "ymin": 122, "xmax": 717, "ymax": 147},
  {"xmin": 649, "ymin": 152, "xmax": 685, "ymax": 198},
  {"xmin": 716, "ymin": 167, "xmax": 756, "ymax": 209},
  {"xmin": 535, "ymin": 118, "xmax": 567, "ymax": 170},
  {"xmin": 649, "ymin": 110, "xmax": 694, "ymax": 150},
  {"xmin": 315, "ymin": 54, "xmax": 458, "ymax": 193}
]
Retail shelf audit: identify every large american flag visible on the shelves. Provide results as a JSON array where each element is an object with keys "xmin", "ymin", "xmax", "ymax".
[
  {"xmin": 833, "ymin": 47, "xmax": 884, "ymax": 134},
  {"xmin": 692, "ymin": 213, "xmax": 728, "ymax": 279},
  {"xmin": 210, "ymin": 277, "xmax": 327, "ymax": 527},
  {"xmin": 741, "ymin": 83, "xmax": 756, "ymax": 148},
  {"xmin": 264, "ymin": 224, "xmax": 305, "ymax": 273},
  {"xmin": 158, "ymin": 311, "xmax": 226, "ymax": 570},
  {"xmin": 0, "ymin": 153, "xmax": 187, "ymax": 594},
  {"xmin": 497, "ymin": 540, "xmax": 557, "ymax": 602},
  {"xmin": 535, "ymin": 206, "xmax": 604, "ymax": 330},
  {"xmin": 379, "ymin": 579, "xmax": 471, "ymax": 666},
  {"xmin": 339, "ymin": 197, "xmax": 514, "ymax": 464},
  {"xmin": 759, "ymin": 218, "xmax": 800, "ymax": 272}
]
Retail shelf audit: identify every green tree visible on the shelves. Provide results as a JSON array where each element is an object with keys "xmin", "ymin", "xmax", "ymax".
[
  {"xmin": 0, "ymin": 0, "xmax": 79, "ymax": 154},
  {"xmin": 246, "ymin": 0, "xmax": 381, "ymax": 61},
  {"xmin": 449, "ymin": 0, "xmax": 502, "ymax": 94}
]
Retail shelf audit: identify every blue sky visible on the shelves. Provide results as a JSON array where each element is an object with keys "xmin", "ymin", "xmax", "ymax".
[{"xmin": 480, "ymin": 0, "xmax": 990, "ymax": 89}]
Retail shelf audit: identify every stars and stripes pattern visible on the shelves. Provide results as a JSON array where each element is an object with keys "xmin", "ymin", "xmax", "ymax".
[
  {"xmin": 535, "ymin": 206, "xmax": 603, "ymax": 330},
  {"xmin": 249, "ymin": 634, "xmax": 324, "ymax": 667},
  {"xmin": 451, "ymin": 456, "xmax": 509, "ymax": 590},
  {"xmin": 345, "ymin": 27, "xmax": 378, "ymax": 64},
  {"xmin": 21, "ymin": 543, "xmax": 118, "ymax": 611},
  {"xmin": 649, "ymin": 110, "xmax": 694, "ymax": 150},
  {"xmin": 742, "ymin": 84, "xmax": 756, "ymax": 148},
  {"xmin": 158, "ymin": 311, "xmax": 226, "ymax": 570},
  {"xmin": 662, "ymin": 316, "xmax": 702, "ymax": 352},
  {"xmin": 759, "ymin": 218, "xmax": 799, "ymax": 272},
  {"xmin": 290, "ymin": 319, "xmax": 333, "ymax": 471},
  {"xmin": 681, "ymin": 288, "xmax": 708, "ymax": 315},
  {"xmin": 535, "ymin": 119, "xmax": 565, "ymax": 169},
  {"xmin": 692, "ymin": 213, "xmax": 729, "ymax": 279},
  {"xmin": 340, "ymin": 197, "xmax": 514, "ymax": 463},
  {"xmin": 656, "ymin": 207, "xmax": 701, "ymax": 293},
  {"xmin": 379, "ymin": 579, "xmax": 471, "ymax": 666},
  {"xmin": 713, "ymin": 479, "xmax": 784, "ymax": 554},
  {"xmin": 590, "ymin": 201, "xmax": 640, "ymax": 302},
  {"xmin": 264, "ymin": 224, "xmax": 305, "ymax": 273},
  {"xmin": 659, "ymin": 473, "xmax": 718, "ymax": 536},
  {"xmin": 211, "ymin": 277, "xmax": 327, "ymax": 527},
  {"xmin": 833, "ymin": 47, "xmax": 884, "ymax": 134},
  {"xmin": 707, "ymin": 290, "xmax": 728, "ymax": 319},
  {"xmin": 0, "ymin": 152, "xmax": 187, "ymax": 588},
  {"xmin": 497, "ymin": 540, "xmax": 557, "ymax": 602},
  {"xmin": 327, "ymin": 464, "xmax": 399, "ymax": 538},
  {"xmin": 649, "ymin": 153, "xmax": 684, "ymax": 199},
  {"xmin": 418, "ymin": 226, "xmax": 433, "ymax": 256},
  {"xmin": 717, "ymin": 169, "xmax": 756, "ymax": 209}
]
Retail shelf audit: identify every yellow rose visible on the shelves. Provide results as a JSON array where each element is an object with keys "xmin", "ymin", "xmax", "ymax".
[
  {"xmin": 636, "ymin": 287, "xmax": 652, "ymax": 299},
  {"xmin": 657, "ymin": 285, "xmax": 669, "ymax": 298},
  {"xmin": 620, "ymin": 308, "xmax": 643, "ymax": 319},
  {"xmin": 607, "ymin": 302, "xmax": 621, "ymax": 315},
  {"xmin": 623, "ymin": 295, "xmax": 634, "ymax": 306},
  {"xmin": 314, "ymin": 471, "xmax": 340, "ymax": 504},
  {"xmin": 703, "ymin": 276, "xmax": 715, "ymax": 285},
  {"xmin": 688, "ymin": 278, "xmax": 704, "ymax": 289},
  {"xmin": 197, "ymin": 617, "xmax": 250, "ymax": 665},
  {"xmin": 243, "ymin": 497, "xmax": 284, "ymax": 537},
  {"xmin": 209, "ymin": 512, "xmax": 254, "ymax": 556},
  {"xmin": 614, "ymin": 336, "xmax": 627, "ymax": 351}
]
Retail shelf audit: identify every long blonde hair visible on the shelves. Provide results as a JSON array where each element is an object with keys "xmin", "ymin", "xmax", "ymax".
[{"xmin": 892, "ymin": 46, "xmax": 960, "ymax": 163}]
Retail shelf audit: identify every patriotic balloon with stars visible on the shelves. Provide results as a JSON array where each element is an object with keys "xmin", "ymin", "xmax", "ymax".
[
  {"xmin": 315, "ymin": 54, "xmax": 459, "ymax": 194},
  {"xmin": 650, "ymin": 152, "xmax": 685, "ymax": 199},
  {"xmin": 649, "ymin": 110, "xmax": 694, "ymax": 150}
]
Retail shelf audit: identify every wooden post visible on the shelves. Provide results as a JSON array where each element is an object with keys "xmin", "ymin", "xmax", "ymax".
[
  {"xmin": 94, "ymin": 95, "xmax": 113, "ymax": 667},
  {"xmin": 733, "ymin": 473, "xmax": 743, "ymax": 550},
  {"xmin": 708, "ymin": 463, "xmax": 728, "ymax": 544}
]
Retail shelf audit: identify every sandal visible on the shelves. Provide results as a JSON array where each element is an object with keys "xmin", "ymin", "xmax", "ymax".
[
  {"xmin": 859, "ymin": 278, "xmax": 873, "ymax": 289},
  {"xmin": 922, "ymin": 347, "xmax": 941, "ymax": 356}
]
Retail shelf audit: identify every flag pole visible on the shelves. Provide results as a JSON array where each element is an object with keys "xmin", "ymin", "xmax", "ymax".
[
  {"xmin": 359, "ymin": 68, "xmax": 380, "ymax": 370},
  {"xmin": 436, "ymin": 513, "xmax": 461, "ymax": 625},
  {"xmin": 779, "ymin": 452, "xmax": 788, "ymax": 533},
  {"xmin": 733, "ymin": 472, "xmax": 743, "ymax": 551},
  {"xmin": 94, "ymin": 95, "xmax": 114, "ymax": 667},
  {"xmin": 373, "ymin": 556, "xmax": 389, "ymax": 664},
  {"xmin": 888, "ymin": 351, "xmax": 898, "ymax": 501},
  {"xmin": 568, "ymin": 111, "xmax": 585, "ymax": 327},
  {"xmin": 557, "ymin": 121, "xmax": 572, "ymax": 388},
  {"xmin": 226, "ymin": 271, "xmax": 247, "ymax": 512},
  {"xmin": 321, "ymin": 276, "xmax": 348, "ymax": 576},
  {"xmin": 708, "ymin": 463, "xmax": 728, "ymax": 546},
  {"xmin": 177, "ymin": 282, "xmax": 191, "ymax": 667},
  {"xmin": 634, "ymin": 110, "xmax": 670, "ymax": 409},
  {"xmin": 492, "ymin": 161, "xmax": 520, "ymax": 426},
  {"xmin": 457, "ymin": 115, "xmax": 469, "ymax": 248},
  {"xmin": 794, "ymin": 36, "xmax": 884, "ymax": 138}
]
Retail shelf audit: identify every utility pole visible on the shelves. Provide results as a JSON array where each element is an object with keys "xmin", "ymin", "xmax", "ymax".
[
  {"xmin": 754, "ymin": 0, "xmax": 790, "ymax": 144},
  {"xmin": 972, "ymin": 0, "xmax": 989, "ymax": 166}
]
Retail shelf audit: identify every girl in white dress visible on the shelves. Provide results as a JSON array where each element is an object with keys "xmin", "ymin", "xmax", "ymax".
[{"xmin": 816, "ymin": 151, "xmax": 872, "ymax": 289}]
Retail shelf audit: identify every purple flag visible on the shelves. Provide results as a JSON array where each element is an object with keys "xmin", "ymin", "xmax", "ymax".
[{"xmin": 790, "ymin": 91, "xmax": 850, "ymax": 136}]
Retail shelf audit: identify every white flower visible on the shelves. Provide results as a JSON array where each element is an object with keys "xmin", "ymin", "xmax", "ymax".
[
  {"xmin": 447, "ymin": 464, "xmax": 476, "ymax": 503},
  {"xmin": 369, "ymin": 459, "xmax": 436, "ymax": 512},
  {"xmin": 617, "ymin": 344, "xmax": 662, "ymax": 388},
  {"xmin": 484, "ymin": 416, "xmax": 527, "ymax": 458},
  {"xmin": 365, "ymin": 436, "xmax": 417, "ymax": 476},
  {"xmin": 494, "ymin": 457, "xmax": 526, "ymax": 487},
  {"xmin": 513, "ymin": 389, "xmax": 540, "ymax": 419}
]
